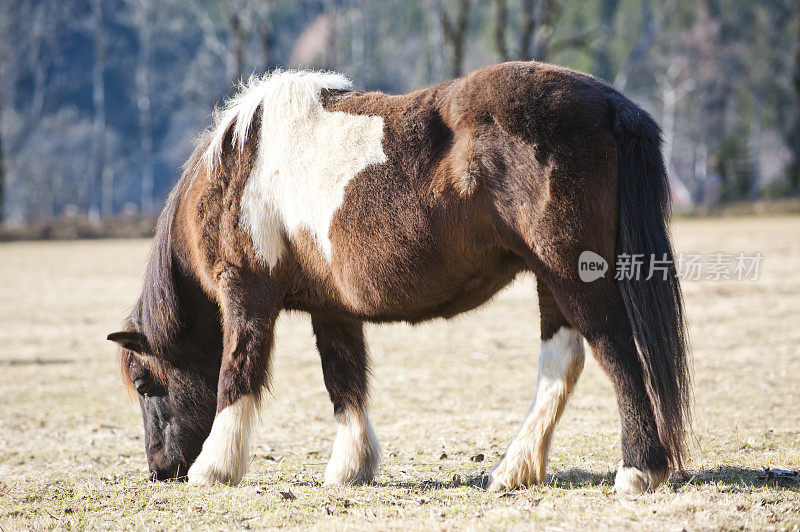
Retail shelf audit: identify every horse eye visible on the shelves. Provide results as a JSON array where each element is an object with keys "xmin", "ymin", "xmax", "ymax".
[{"xmin": 134, "ymin": 377, "xmax": 154, "ymax": 397}]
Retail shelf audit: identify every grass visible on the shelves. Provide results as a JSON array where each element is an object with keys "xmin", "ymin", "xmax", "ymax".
[{"xmin": 1, "ymin": 215, "xmax": 799, "ymax": 530}]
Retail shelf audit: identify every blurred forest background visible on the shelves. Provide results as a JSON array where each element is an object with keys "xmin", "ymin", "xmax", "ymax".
[{"xmin": 1, "ymin": 0, "xmax": 799, "ymax": 227}]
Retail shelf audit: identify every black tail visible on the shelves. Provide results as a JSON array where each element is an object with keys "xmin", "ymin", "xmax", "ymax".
[{"xmin": 607, "ymin": 91, "xmax": 691, "ymax": 471}]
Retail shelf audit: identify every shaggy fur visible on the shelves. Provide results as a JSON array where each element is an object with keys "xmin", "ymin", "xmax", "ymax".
[{"xmin": 110, "ymin": 62, "xmax": 690, "ymax": 493}]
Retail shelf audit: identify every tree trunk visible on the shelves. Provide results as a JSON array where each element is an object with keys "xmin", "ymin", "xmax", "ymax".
[
  {"xmin": 533, "ymin": 0, "xmax": 561, "ymax": 62},
  {"xmin": 0, "ymin": 88, "xmax": 4, "ymax": 223},
  {"xmin": 230, "ymin": 11, "xmax": 245, "ymax": 84},
  {"xmin": 592, "ymin": 0, "xmax": 619, "ymax": 81},
  {"xmin": 517, "ymin": 0, "xmax": 535, "ymax": 59},
  {"xmin": 349, "ymin": 0, "xmax": 365, "ymax": 80},
  {"xmin": 259, "ymin": 0, "xmax": 275, "ymax": 70},
  {"xmin": 614, "ymin": 0, "xmax": 656, "ymax": 92},
  {"xmin": 792, "ymin": 8, "xmax": 800, "ymax": 196},
  {"xmin": 135, "ymin": 0, "xmax": 154, "ymax": 215},
  {"xmin": 441, "ymin": 0, "xmax": 470, "ymax": 78},
  {"xmin": 694, "ymin": 142, "xmax": 708, "ymax": 203},
  {"xmin": 662, "ymin": 79, "xmax": 677, "ymax": 181},
  {"xmin": 749, "ymin": 97, "xmax": 762, "ymax": 200},
  {"xmin": 90, "ymin": 0, "xmax": 107, "ymax": 218},
  {"xmin": 427, "ymin": 0, "xmax": 445, "ymax": 82},
  {"xmin": 493, "ymin": 0, "xmax": 509, "ymax": 61}
]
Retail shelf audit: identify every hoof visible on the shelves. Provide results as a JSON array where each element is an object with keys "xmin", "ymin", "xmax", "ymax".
[
  {"xmin": 323, "ymin": 470, "xmax": 374, "ymax": 487},
  {"xmin": 187, "ymin": 396, "xmax": 256, "ymax": 487},
  {"xmin": 324, "ymin": 408, "xmax": 380, "ymax": 486},
  {"xmin": 486, "ymin": 453, "xmax": 545, "ymax": 492},
  {"xmin": 187, "ymin": 452, "xmax": 246, "ymax": 487},
  {"xmin": 323, "ymin": 447, "xmax": 379, "ymax": 486},
  {"xmin": 614, "ymin": 462, "xmax": 668, "ymax": 494}
]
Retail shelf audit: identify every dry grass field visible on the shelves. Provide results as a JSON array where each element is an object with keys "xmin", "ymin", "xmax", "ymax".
[{"xmin": 1, "ymin": 215, "xmax": 799, "ymax": 530}]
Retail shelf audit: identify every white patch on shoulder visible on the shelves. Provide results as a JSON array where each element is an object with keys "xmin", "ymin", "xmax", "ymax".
[
  {"xmin": 187, "ymin": 395, "xmax": 258, "ymax": 486},
  {"xmin": 200, "ymin": 70, "xmax": 386, "ymax": 269}
]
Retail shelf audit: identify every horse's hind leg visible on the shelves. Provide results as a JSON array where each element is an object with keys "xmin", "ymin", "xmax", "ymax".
[
  {"xmin": 311, "ymin": 314, "xmax": 380, "ymax": 485},
  {"xmin": 187, "ymin": 266, "xmax": 280, "ymax": 486},
  {"xmin": 487, "ymin": 279, "xmax": 585, "ymax": 491},
  {"xmin": 547, "ymin": 273, "xmax": 670, "ymax": 493},
  {"xmin": 512, "ymin": 241, "xmax": 669, "ymax": 493}
]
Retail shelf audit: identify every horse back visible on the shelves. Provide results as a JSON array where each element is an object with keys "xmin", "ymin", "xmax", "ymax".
[{"xmin": 176, "ymin": 63, "xmax": 619, "ymax": 321}]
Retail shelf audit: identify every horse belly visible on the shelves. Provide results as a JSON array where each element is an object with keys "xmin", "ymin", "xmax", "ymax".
[{"xmin": 324, "ymin": 221, "xmax": 523, "ymax": 322}]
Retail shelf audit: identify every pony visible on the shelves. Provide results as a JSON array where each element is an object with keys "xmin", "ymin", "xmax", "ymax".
[{"xmin": 108, "ymin": 62, "xmax": 690, "ymax": 494}]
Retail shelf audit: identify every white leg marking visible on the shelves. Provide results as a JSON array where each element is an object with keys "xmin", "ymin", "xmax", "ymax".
[
  {"xmin": 614, "ymin": 462, "xmax": 669, "ymax": 494},
  {"xmin": 324, "ymin": 405, "xmax": 381, "ymax": 486},
  {"xmin": 488, "ymin": 327, "xmax": 585, "ymax": 491},
  {"xmin": 187, "ymin": 395, "xmax": 258, "ymax": 486}
]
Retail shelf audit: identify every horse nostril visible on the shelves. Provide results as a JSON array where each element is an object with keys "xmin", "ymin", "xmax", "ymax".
[
  {"xmin": 149, "ymin": 464, "xmax": 188, "ymax": 482},
  {"xmin": 174, "ymin": 463, "xmax": 189, "ymax": 482}
]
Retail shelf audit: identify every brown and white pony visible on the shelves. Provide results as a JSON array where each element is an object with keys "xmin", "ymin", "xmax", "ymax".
[{"xmin": 109, "ymin": 62, "xmax": 690, "ymax": 494}]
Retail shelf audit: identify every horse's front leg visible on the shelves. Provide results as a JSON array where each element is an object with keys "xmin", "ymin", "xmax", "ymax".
[
  {"xmin": 187, "ymin": 266, "xmax": 280, "ymax": 486},
  {"xmin": 311, "ymin": 314, "xmax": 380, "ymax": 485}
]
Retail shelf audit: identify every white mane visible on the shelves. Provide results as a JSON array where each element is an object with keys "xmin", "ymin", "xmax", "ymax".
[{"xmin": 199, "ymin": 70, "xmax": 353, "ymax": 177}]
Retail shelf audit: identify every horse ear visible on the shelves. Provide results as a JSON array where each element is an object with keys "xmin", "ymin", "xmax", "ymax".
[{"xmin": 107, "ymin": 331, "xmax": 145, "ymax": 353}]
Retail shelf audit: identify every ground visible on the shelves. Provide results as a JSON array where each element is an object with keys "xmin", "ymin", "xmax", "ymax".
[{"xmin": 0, "ymin": 215, "xmax": 798, "ymax": 530}]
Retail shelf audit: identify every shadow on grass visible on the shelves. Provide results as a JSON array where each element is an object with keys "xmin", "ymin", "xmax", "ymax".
[
  {"xmin": 377, "ymin": 466, "xmax": 799, "ymax": 492},
  {"xmin": 550, "ymin": 466, "xmax": 800, "ymax": 491},
  {"xmin": 382, "ymin": 475, "xmax": 486, "ymax": 491},
  {"xmin": 678, "ymin": 465, "xmax": 800, "ymax": 490},
  {"xmin": 548, "ymin": 469, "xmax": 614, "ymax": 489},
  {"xmin": 379, "ymin": 470, "xmax": 612, "ymax": 491}
]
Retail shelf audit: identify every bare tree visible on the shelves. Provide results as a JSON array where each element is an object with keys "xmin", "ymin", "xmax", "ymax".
[
  {"xmin": 441, "ymin": 0, "xmax": 471, "ymax": 78},
  {"xmin": 515, "ymin": 0, "xmax": 591, "ymax": 62},
  {"xmin": 89, "ymin": 0, "xmax": 108, "ymax": 218},
  {"xmin": 531, "ymin": 0, "xmax": 556, "ymax": 60},
  {"xmin": 427, "ymin": 0, "xmax": 446, "ymax": 81},
  {"xmin": 259, "ymin": 0, "xmax": 276, "ymax": 70},
  {"xmin": 614, "ymin": 0, "xmax": 657, "ymax": 92},
  {"xmin": 659, "ymin": 63, "xmax": 694, "ymax": 197},
  {"xmin": 518, "ymin": 0, "xmax": 535, "ymax": 59},
  {"xmin": 792, "ymin": 4, "xmax": 800, "ymax": 195},
  {"xmin": 1, "ymin": 0, "xmax": 799, "ymax": 222},
  {"xmin": 593, "ymin": 0, "xmax": 620, "ymax": 81},
  {"xmin": 229, "ymin": 9, "xmax": 248, "ymax": 82},
  {"xmin": 191, "ymin": 0, "xmax": 268, "ymax": 87},
  {"xmin": 744, "ymin": 2, "xmax": 791, "ymax": 200},
  {"xmin": 0, "ymin": 14, "xmax": 6, "ymax": 222},
  {"xmin": 0, "ymin": 85, "xmax": 4, "ymax": 223},
  {"xmin": 493, "ymin": 0, "xmax": 510, "ymax": 61},
  {"xmin": 125, "ymin": 0, "xmax": 157, "ymax": 214},
  {"xmin": 0, "ymin": 1, "xmax": 63, "ymax": 220},
  {"xmin": 348, "ymin": 0, "xmax": 366, "ymax": 80}
]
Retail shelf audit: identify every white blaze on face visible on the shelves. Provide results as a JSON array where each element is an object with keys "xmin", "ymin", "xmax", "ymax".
[{"xmin": 200, "ymin": 70, "xmax": 386, "ymax": 269}]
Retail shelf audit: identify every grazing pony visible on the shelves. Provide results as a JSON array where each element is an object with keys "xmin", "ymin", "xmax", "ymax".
[{"xmin": 109, "ymin": 62, "xmax": 690, "ymax": 494}]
